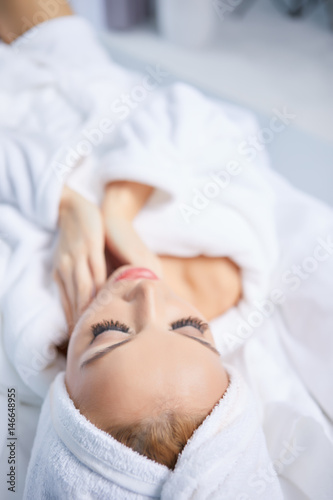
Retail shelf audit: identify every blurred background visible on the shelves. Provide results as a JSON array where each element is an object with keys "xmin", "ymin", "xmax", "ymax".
[{"xmin": 70, "ymin": 0, "xmax": 333, "ymax": 206}]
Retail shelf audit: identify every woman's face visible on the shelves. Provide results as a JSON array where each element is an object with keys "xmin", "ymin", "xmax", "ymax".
[{"xmin": 65, "ymin": 266, "xmax": 229, "ymax": 429}]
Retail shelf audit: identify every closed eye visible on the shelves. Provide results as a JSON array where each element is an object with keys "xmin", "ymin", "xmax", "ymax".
[
  {"xmin": 90, "ymin": 320, "xmax": 131, "ymax": 344},
  {"xmin": 82, "ymin": 319, "xmax": 218, "ymax": 368},
  {"xmin": 90, "ymin": 316, "xmax": 209, "ymax": 343},
  {"xmin": 170, "ymin": 316, "xmax": 209, "ymax": 334}
]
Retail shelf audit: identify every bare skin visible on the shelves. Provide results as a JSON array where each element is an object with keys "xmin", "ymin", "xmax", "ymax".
[
  {"xmin": 102, "ymin": 181, "xmax": 242, "ymax": 322},
  {"xmin": 58, "ymin": 183, "xmax": 240, "ymax": 429},
  {"xmin": 56, "ymin": 184, "xmax": 242, "ymax": 328},
  {"xmin": 0, "ymin": 0, "xmax": 72, "ymax": 43},
  {"xmin": 2, "ymin": 0, "xmax": 241, "ymax": 428},
  {"xmin": 159, "ymin": 255, "xmax": 241, "ymax": 321},
  {"xmin": 0, "ymin": 0, "xmax": 242, "ymax": 322},
  {"xmin": 65, "ymin": 265, "xmax": 230, "ymax": 430},
  {"xmin": 60, "ymin": 183, "xmax": 240, "ymax": 430}
]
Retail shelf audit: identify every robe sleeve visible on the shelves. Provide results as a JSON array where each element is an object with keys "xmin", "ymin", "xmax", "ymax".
[{"xmin": 0, "ymin": 129, "xmax": 64, "ymax": 231}]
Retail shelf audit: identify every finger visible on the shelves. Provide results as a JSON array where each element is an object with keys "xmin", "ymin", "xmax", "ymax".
[
  {"xmin": 74, "ymin": 257, "xmax": 94, "ymax": 315},
  {"xmin": 58, "ymin": 255, "xmax": 77, "ymax": 315},
  {"xmin": 54, "ymin": 270, "xmax": 74, "ymax": 329},
  {"xmin": 89, "ymin": 248, "xmax": 107, "ymax": 293}
]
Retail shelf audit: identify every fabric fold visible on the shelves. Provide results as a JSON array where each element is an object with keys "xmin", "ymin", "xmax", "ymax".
[{"xmin": 23, "ymin": 368, "xmax": 283, "ymax": 500}]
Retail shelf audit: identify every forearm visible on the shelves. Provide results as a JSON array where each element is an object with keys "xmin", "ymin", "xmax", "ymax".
[
  {"xmin": 103, "ymin": 181, "xmax": 154, "ymax": 221},
  {"xmin": 0, "ymin": 0, "xmax": 73, "ymax": 43},
  {"xmin": 102, "ymin": 181, "xmax": 162, "ymax": 277}
]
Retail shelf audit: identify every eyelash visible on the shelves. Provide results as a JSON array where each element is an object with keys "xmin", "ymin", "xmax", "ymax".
[
  {"xmin": 170, "ymin": 316, "xmax": 209, "ymax": 334},
  {"xmin": 91, "ymin": 316, "xmax": 208, "ymax": 340},
  {"xmin": 92, "ymin": 320, "xmax": 130, "ymax": 338}
]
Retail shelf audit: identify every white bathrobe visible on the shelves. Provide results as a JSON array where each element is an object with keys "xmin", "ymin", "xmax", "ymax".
[{"xmin": 0, "ymin": 16, "xmax": 332, "ymax": 500}]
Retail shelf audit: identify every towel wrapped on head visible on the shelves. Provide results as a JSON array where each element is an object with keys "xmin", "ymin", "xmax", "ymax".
[{"xmin": 23, "ymin": 367, "xmax": 283, "ymax": 499}]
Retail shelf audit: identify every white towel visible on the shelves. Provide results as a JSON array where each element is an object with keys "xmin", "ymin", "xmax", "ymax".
[
  {"xmin": 0, "ymin": 80, "xmax": 280, "ymax": 400},
  {"xmin": 23, "ymin": 368, "xmax": 283, "ymax": 500},
  {"xmin": 1, "ymin": 15, "xmax": 332, "ymax": 499}
]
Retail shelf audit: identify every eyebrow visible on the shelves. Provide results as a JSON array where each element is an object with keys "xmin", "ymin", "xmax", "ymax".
[{"xmin": 81, "ymin": 332, "xmax": 220, "ymax": 368}]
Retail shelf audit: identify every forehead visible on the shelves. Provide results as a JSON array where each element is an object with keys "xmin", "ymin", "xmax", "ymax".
[
  {"xmin": 78, "ymin": 365, "xmax": 227, "ymax": 430},
  {"xmin": 78, "ymin": 334, "xmax": 226, "ymax": 415}
]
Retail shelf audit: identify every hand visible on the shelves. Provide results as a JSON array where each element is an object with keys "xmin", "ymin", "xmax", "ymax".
[
  {"xmin": 102, "ymin": 181, "xmax": 163, "ymax": 278},
  {"xmin": 54, "ymin": 186, "xmax": 107, "ymax": 327}
]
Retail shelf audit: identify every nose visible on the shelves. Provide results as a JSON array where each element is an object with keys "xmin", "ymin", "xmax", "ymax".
[{"xmin": 124, "ymin": 279, "xmax": 161, "ymax": 328}]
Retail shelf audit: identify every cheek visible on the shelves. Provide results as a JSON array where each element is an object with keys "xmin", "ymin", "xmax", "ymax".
[
  {"xmin": 65, "ymin": 324, "xmax": 88, "ymax": 394},
  {"xmin": 206, "ymin": 330, "xmax": 216, "ymax": 346},
  {"xmin": 64, "ymin": 341, "xmax": 79, "ymax": 396}
]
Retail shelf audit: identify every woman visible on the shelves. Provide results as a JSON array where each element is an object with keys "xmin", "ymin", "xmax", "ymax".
[
  {"xmin": 57, "ymin": 181, "xmax": 239, "ymax": 469},
  {"xmin": 0, "ymin": 2, "xmax": 332, "ymax": 499}
]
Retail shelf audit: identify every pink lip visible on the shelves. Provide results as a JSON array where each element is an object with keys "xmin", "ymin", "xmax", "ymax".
[{"xmin": 115, "ymin": 267, "xmax": 159, "ymax": 282}]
